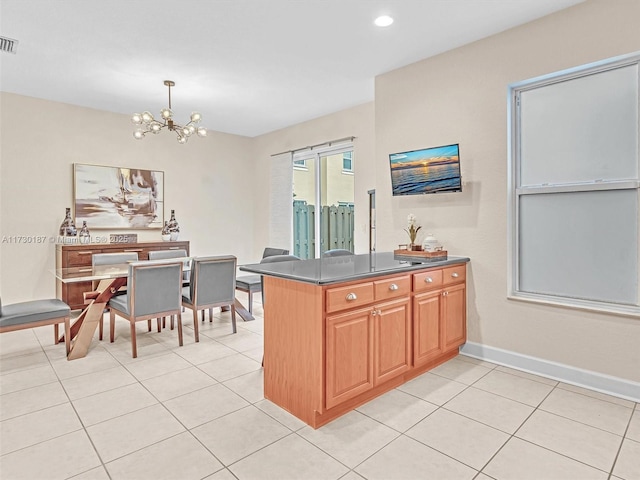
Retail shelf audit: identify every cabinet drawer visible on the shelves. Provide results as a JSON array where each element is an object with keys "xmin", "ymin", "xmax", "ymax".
[
  {"xmin": 67, "ymin": 249, "xmax": 102, "ymax": 266},
  {"xmin": 374, "ymin": 275, "xmax": 410, "ymax": 301},
  {"xmin": 326, "ymin": 282, "xmax": 374, "ymax": 314},
  {"xmin": 413, "ymin": 269, "xmax": 443, "ymax": 293},
  {"xmin": 443, "ymin": 265, "xmax": 466, "ymax": 285}
]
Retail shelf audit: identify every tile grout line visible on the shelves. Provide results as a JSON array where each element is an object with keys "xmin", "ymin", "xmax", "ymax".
[{"xmin": 607, "ymin": 401, "xmax": 637, "ymax": 480}]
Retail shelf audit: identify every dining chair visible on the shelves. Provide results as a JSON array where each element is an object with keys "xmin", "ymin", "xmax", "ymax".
[
  {"xmin": 182, "ymin": 255, "xmax": 237, "ymax": 342},
  {"xmin": 323, "ymin": 249, "xmax": 354, "ymax": 257},
  {"xmin": 235, "ymin": 247, "xmax": 289, "ymax": 313},
  {"xmin": 108, "ymin": 260, "xmax": 184, "ymax": 358},
  {"xmin": 92, "ymin": 252, "xmax": 139, "ymax": 340},
  {"xmin": 0, "ymin": 297, "xmax": 71, "ymax": 355}
]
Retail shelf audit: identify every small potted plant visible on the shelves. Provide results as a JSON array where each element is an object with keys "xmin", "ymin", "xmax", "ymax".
[{"xmin": 404, "ymin": 214, "xmax": 422, "ymax": 250}]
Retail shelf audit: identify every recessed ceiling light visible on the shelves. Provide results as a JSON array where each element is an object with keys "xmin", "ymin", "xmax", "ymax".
[{"xmin": 374, "ymin": 15, "xmax": 394, "ymax": 27}]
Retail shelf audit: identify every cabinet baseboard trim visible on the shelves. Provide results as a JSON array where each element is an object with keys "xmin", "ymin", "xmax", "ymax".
[{"xmin": 459, "ymin": 341, "xmax": 640, "ymax": 403}]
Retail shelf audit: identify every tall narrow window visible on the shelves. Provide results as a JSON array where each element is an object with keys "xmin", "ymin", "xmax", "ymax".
[{"xmin": 508, "ymin": 53, "xmax": 639, "ymax": 317}]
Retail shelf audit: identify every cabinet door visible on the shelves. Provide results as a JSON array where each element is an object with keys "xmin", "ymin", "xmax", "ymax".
[
  {"xmin": 374, "ymin": 297, "xmax": 411, "ymax": 385},
  {"xmin": 326, "ymin": 307, "xmax": 374, "ymax": 409},
  {"xmin": 443, "ymin": 283, "xmax": 466, "ymax": 351},
  {"xmin": 413, "ymin": 290, "xmax": 443, "ymax": 367}
]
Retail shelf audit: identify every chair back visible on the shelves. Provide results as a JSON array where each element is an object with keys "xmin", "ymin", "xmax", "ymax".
[
  {"xmin": 148, "ymin": 249, "xmax": 187, "ymax": 260},
  {"xmin": 190, "ymin": 255, "xmax": 237, "ymax": 308},
  {"xmin": 262, "ymin": 247, "xmax": 289, "ymax": 258},
  {"xmin": 93, "ymin": 252, "xmax": 138, "ymax": 266},
  {"xmin": 323, "ymin": 249, "xmax": 353, "ymax": 257},
  {"xmin": 129, "ymin": 261, "xmax": 183, "ymax": 317},
  {"xmin": 260, "ymin": 254, "xmax": 301, "ymax": 264}
]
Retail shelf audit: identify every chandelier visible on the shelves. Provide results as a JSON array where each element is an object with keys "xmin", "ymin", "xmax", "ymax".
[{"xmin": 132, "ymin": 80, "xmax": 207, "ymax": 144}]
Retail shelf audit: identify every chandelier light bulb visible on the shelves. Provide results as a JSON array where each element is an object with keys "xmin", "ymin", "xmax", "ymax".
[
  {"xmin": 374, "ymin": 15, "xmax": 394, "ymax": 27},
  {"xmin": 131, "ymin": 81, "xmax": 206, "ymax": 144}
]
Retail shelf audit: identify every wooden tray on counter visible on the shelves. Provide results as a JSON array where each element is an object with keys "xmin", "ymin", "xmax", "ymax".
[{"xmin": 393, "ymin": 249, "xmax": 448, "ymax": 262}]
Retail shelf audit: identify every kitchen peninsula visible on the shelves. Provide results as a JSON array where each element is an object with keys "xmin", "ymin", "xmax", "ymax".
[{"xmin": 240, "ymin": 252, "xmax": 469, "ymax": 428}]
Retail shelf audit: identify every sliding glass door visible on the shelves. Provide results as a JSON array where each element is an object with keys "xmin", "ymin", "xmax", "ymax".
[{"xmin": 292, "ymin": 143, "xmax": 354, "ymax": 259}]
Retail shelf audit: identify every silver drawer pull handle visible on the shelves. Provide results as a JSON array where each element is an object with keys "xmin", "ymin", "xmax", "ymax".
[
  {"xmin": 451, "ymin": 272, "xmax": 459, "ymax": 278},
  {"xmin": 443, "ymin": 291, "xmax": 449, "ymax": 296},
  {"xmin": 78, "ymin": 251, "xmax": 94, "ymax": 255},
  {"xmin": 389, "ymin": 284, "xmax": 398, "ymax": 291},
  {"xmin": 346, "ymin": 293, "xmax": 357, "ymax": 301},
  {"xmin": 372, "ymin": 310, "xmax": 377, "ymax": 316},
  {"xmin": 425, "ymin": 277, "xmax": 433, "ymax": 283}
]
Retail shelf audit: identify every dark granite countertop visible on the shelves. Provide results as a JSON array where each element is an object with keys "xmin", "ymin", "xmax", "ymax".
[{"xmin": 239, "ymin": 252, "xmax": 469, "ymax": 285}]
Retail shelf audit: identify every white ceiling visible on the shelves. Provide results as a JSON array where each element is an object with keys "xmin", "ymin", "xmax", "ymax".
[{"xmin": 1, "ymin": 0, "xmax": 583, "ymax": 137}]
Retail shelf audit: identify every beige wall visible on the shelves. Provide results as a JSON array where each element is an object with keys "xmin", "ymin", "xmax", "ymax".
[
  {"xmin": 375, "ymin": 0, "xmax": 640, "ymax": 382},
  {"xmin": 0, "ymin": 93, "xmax": 255, "ymax": 303}
]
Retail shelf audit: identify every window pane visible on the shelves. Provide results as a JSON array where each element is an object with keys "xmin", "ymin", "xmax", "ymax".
[
  {"xmin": 520, "ymin": 64, "xmax": 638, "ymax": 186},
  {"xmin": 519, "ymin": 189, "xmax": 638, "ymax": 305}
]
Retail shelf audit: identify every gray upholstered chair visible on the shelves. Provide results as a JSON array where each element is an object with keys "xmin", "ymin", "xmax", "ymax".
[
  {"xmin": 182, "ymin": 255, "xmax": 237, "ymax": 342},
  {"xmin": 92, "ymin": 252, "xmax": 139, "ymax": 340},
  {"xmin": 235, "ymin": 247, "xmax": 289, "ymax": 313},
  {"xmin": 108, "ymin": 261, "xmax": 184, "ymax": 358},
  {"xmin": 0, "ymin": 297, "xmax": 71, "ymax": 355},
  {"xmin": 323, "ymin": 249, "xmax": 354, "ymax": 257}
]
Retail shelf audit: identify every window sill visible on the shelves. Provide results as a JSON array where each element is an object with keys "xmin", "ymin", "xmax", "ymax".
[{"xmin": 507, "ymin": 292, "xmax": 640, "ymax": 318}]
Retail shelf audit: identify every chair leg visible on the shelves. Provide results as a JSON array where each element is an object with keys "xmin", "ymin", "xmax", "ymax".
[
  {"xmin": 130, "ymin": 321, "xmax": 138, "ymax": 358},
  {"xmin": 200, "ymin": 310, "xmax": 205, "ymax": 322},
  {"xmin": 156, "ymin": 318, "xmax": 161, "ymax": 332},
  {"xmin": 162, "ymin": 317, "xmax": 166, "ymax": 329},
  {"xmin": 54, "ymin": 324, "xmax": 59, "ymax": 345},
  {"xmin": 209, "ymin": 308, "xmax": 213, "ymax": 322},
  {"xmin": 171, "ymin": 315, "xmax": 175, "ymax": 330},
  {"xmin": 231, "ymin": 304, "xmax": 237, "ymax": 334},
  {"xmin": 99, "ymin": 313, "xmax": 103, "ymax": 341},
  {"xmin": 248, "ymin": 291, "xmax": 253, "ymax": 314},
  {"xmin": 192, "ymin": 307, "xmax": 199, "ymax": 343},
  {"xmin": 64, "ymin": 317, "xmax": 71, "ymax": 356},
  {"xmin": 147, "ymin": 319, "xmax": 152, "ymax": 332},
  {"xmin": 110, "ymin": 310, "xmax": 116, "ymax": 343},
  {"xmin": 177, "ymin": 312, "xmax": 184, "ymax": 347}
]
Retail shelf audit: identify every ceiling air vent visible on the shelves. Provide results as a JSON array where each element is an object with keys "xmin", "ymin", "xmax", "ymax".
[{"xmin": 0, "ymin": 36, "xmax": 18, "ymax": 54}]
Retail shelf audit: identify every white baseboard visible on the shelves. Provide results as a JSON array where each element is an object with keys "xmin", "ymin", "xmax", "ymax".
[{"xmin": 459, "ymin": 341, "xmax": 640, "ymax": 403}]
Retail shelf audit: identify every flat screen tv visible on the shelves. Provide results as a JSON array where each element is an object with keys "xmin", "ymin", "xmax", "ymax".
[{"xmin": 389, "ymin": 143, "xmax": 462, "ymax": 196}]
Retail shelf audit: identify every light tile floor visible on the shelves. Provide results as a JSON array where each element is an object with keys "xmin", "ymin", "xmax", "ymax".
[{"xmin": 1, "ymin": 297, "xmax": 638, "ymax": 480}]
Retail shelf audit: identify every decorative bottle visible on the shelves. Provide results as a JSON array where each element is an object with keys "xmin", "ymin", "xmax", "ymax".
[
  {"xmin": 161, "ymin": 221, "xmax": 171, "ymax": 241},
  {"xmin": 59, "ymin": 208, "xmax": 77, "ymax": 237},
  {"xmin": 167, "ymin": 209, "xmax": 180, "ymax": 241},
  {"xmin": 79, "ymin": 221, "xmax": 91, "ymax": 244}
]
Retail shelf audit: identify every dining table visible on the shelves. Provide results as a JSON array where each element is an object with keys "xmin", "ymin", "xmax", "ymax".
[{"xmin": 54, "ymin": 258, "xmax": 254, "ymax": 360}]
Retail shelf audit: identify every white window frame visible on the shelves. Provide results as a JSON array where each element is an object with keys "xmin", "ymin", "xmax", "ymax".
[
  {"xmin": 342, "ymin": 151, "xmax": 354, "ymax": 174},
  {"xmin": 507, "ymin": 52, "xmax": 640, "ymax": 317}
]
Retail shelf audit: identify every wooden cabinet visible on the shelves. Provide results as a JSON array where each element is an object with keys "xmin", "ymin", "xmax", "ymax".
[
  {"xmin": 56, "ymin": 241, "xmax": 190, "ymax": 309},
  {"xmin": 262, "ymin": 260, "xmax": 467, "ymax": 429},
  {"xmin": 413, "ymin": 266, "xmax": 466, "ymax": 367},
  {"xmin": 325, "ymin": 295, "xmax": 411, "ymax": 409},
  {"xmin": 325, "ymin": 275, "xmax": 412, "ymax": 409},
  {"xmin": 326, "ymin": 307, "xmax": 374, "ymax": 409}
]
